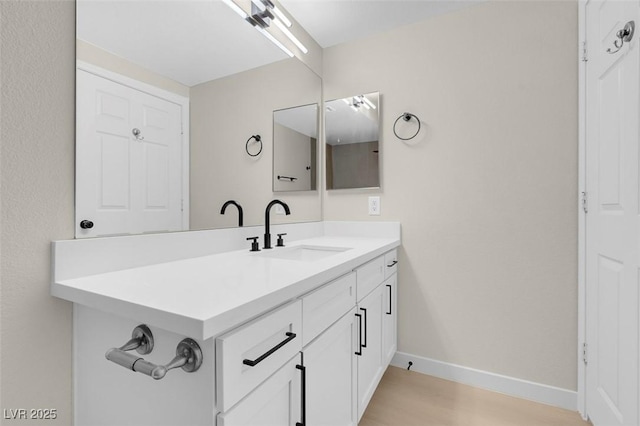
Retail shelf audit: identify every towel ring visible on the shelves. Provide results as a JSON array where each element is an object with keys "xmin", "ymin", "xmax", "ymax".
[
  {"xmin": 393, "ymin": 113, "xmax": 421, "ymax": 141},
  {"xmin": 246, "ymin": 135, "xmax": 262, "ymax": 157}
]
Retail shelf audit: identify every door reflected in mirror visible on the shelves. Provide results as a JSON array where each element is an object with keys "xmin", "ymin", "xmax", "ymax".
[
  {"xmin": 325, "ymin": 92, "xmax": 380, "ymax": 190},
  {"xmin": 273, "ymin": 104, "xmax": 318, "ymax": 192},
  {"xmin": 75, "ymin": 0, "xmax": 322, "ymax": 237}
]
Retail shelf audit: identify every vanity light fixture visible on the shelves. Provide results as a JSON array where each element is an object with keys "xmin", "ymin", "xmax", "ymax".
[
  {"xmin": 346, "ymin": 95, "xmax": 377, "ymax": 112},
  {"xmin": 362, "ymin": 95, "xmax": 377, "ymax": 110},
  {"xmin": 221, "ymin": 0, "xmax": 305, "ymax": 58},
  {"xmin": 271, "ymin": 4, "xmax": 292, "ymax": 27},
  {"xmin": 273, "ymin": 17, "xmax": 308, "ymax": 54},
  {"xmin": 221, "ymin": 0, "xmax": 248, "ymax": 19}
]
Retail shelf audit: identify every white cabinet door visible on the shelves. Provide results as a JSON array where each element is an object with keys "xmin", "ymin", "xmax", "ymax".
[
  {"xmin": 218, "ymin": 355, "xmax": 302, "ymax": 426},
  {"xmin": 356, "ymin": 283, "xmax": 385, "ymax": 421},
  {"xmin": 304, "ymin": 308, "xmax": 358, "ymax": 426},
  {"xmin": 76, "ymin": 69, "xmax": 185, "ymax": 237},
  {"xmin": 382, "ymin": 274, "xmax": 397, "ymax": 366}
]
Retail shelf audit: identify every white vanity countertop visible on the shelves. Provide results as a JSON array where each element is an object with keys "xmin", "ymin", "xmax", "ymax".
[{"xmin": 52, "ymin": 235, "xmax": 399, "ymax": 340}]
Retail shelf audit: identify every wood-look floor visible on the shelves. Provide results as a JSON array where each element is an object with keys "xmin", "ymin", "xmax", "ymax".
[{"xmin": 359, "ymin": 367, "xmax": 591, "ymax": 426}]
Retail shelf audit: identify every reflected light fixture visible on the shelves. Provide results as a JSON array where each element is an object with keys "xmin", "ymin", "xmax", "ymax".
[
  {"xmin": 348, "ymin": 95, "xmax": 377, "ymax": 112},
  {"xmin": 221, "ymin": 0, "xmax": 306, "ymax": 58}
]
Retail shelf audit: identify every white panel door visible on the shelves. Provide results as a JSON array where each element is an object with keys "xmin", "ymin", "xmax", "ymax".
[
  {"xmin": 76, "ymin": 69, "xmax": 184, "ymax": 237},
  {"xmin": 586, "ymin": 1, "xmax": 639, "ymax": 425}
]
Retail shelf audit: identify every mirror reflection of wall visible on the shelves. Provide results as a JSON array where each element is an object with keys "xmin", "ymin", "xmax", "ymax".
[
  {"xmin": 75, "ymin": 0, "xmax": 322, "ymax": 237},
  {"xmin": 325, "ymin": 92, "xmax": 380, "ymax": 190},
  {"xmin": 273, "ymin": 104, "xmax": 318, "ymax": 192}
]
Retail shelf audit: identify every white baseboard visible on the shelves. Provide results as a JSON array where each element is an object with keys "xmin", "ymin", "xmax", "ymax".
[{"xmin": 391, "ymin": 352, "xmax": 577, "ymax": 411}]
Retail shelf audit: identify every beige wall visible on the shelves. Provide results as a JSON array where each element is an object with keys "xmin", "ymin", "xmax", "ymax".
[
  {"xmin": 323, "ymin": 1, "xmax": 579, "ymax": 390},
  {"xmin": 1, "ymin": 1, "xmax": 75, "ymax": 424},
  {"xmin": 76, "ymin": 39, "xmax": 190, "ymax": 98},
  {"xmin": 190, "ymin": 58, "xmax": 322, "ymax": 230}
]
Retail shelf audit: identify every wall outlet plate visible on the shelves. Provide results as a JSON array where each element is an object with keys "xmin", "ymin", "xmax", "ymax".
[{"xmin": 368, "ymin": 196, "xmax": 381, "ymax": 215}]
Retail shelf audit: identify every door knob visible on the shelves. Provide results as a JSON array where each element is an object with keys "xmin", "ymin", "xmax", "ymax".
[{"xmin": 80, "ymin": 220, "xmax": 94, "ymax": 229}]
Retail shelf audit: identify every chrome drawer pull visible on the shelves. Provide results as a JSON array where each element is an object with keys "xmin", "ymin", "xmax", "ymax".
[{"xmin": 243, "ymin": 332, "xmax": 297, "ymax": 367}]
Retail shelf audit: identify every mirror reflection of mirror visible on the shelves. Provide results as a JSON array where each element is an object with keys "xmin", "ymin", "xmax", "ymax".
[
  {"xmin": 273, "ymin": 104, "xmax": 318, "ymax": 192},
  {"xmin": 325, "ymin": 92, "xmax": 380, "ymax": 190},
  {"xmin": 75, "ymin": 0, "xmax": 322, "ymax": 237}
]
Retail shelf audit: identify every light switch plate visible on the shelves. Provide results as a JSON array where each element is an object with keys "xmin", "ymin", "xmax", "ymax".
[{"xmin": 368, "ymin": 196, "xmax": 381, "ymax": 215}]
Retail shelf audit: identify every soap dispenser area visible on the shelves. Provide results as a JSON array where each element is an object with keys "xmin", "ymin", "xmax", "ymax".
[{"xmin": 52, "ymin": 221, "xmax": 400, "ymax": 425}]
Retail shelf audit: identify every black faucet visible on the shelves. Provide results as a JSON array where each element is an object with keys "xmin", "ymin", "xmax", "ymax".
[
  {"xmin": 220, "ymin": 200, "xmax": 243, "ymax": 227},
  {"xmin": 264, "ymin": 199, "xmax": 290, "ymax": 249}
]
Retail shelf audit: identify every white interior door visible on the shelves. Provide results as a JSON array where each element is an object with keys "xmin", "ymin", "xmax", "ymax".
[
  {"xmin": 76, "ymin": 68, "xmax": 185, "ymax": 237},
  {"xmin": 585, "ymin": 1, "xmax": 639, "ymax": 425}
]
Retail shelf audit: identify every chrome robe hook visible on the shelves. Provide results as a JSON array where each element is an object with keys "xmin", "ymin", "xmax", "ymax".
[{"xmin": 607, "ymin": 21, "xmax": 635, "ymax": 54}]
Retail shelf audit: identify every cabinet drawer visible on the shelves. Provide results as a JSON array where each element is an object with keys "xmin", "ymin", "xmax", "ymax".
[
  {"xmin": 216, "ymin": 300, "xmax": 302, "ymax": 412},
  {"xmin": 356, "ymin": 255, "xmax": 385, "ymax": 301},
  {"xmin": 384, "ymin": 249, "xmax": 398, "ymax": 279},
  {"xmin": 302, "ymin": 272, "xmax": 356, "ymax": 346}
]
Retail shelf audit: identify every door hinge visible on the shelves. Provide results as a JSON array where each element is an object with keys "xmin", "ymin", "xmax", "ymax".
[
  {"xmin": 581, "ymin": 41, "xmax": 588, "ymax": 62},
  {"xmin": 583, "ymin": 342, "xmax": 588, "ymax": 365},
  {"xmin": 581, "ymin": 191, "xmax": 588, "ymax": 214}
]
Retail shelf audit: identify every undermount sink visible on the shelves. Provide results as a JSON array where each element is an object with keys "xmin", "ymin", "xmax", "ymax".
[{"xmin": 258, "ymin": 245, "xmax": 352, "ymax": 262}]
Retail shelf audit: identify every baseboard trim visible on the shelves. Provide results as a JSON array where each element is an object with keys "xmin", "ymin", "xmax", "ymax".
[{"xmin": 391, "ymin": 352, "xmax": 577, "ymax": 411}]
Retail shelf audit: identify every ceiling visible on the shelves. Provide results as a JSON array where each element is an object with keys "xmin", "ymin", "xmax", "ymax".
[
  {"xmin": 280, "ymin": 0, "xmax": 481, "ymax": 48},
  {"xmin": 77, "ymin": 0, "xmax": 480, "ymax": 87}
]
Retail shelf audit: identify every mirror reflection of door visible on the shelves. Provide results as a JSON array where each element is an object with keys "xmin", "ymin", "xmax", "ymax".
[
  {"xmin": 76, "ymin": 67, "xmax": 187, "ymax": 238},
  {"xmin": 325, "ymin": 92, "xmax": 380, "ymax": 190},
  {"xmin": 273, "ymin": 103, "xmax": 319, "ymax": 192}
]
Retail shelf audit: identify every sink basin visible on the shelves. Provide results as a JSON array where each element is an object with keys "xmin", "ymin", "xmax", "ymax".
[{"xmin": 258, "ymin": 245, "xmax": 351, "ymax": 262}]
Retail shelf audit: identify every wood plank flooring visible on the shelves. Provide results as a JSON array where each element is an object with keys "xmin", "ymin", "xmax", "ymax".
[{"xmin": 360, "ymin": 367, "xmax": 591, "ymax": 426}]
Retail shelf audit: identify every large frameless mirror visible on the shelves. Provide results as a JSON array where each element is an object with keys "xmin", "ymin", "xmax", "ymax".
[
  {"xmin": 325, "ymin": 92, "xmax": 380, "ymax": 190},
  {"xmin": 75, "ymin": 0, "xmax": 322, "ymax": 237}
]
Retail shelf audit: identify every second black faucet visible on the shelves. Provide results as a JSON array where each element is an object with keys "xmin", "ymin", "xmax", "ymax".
[{"xmin": 264, "ymin": 199, "xmax": 290, "ymax": 249}]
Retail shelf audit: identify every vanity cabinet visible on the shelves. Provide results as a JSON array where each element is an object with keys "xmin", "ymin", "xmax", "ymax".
[{"xmin": 70, "ymin": 247, "xmax": 398, "ymax": 426}]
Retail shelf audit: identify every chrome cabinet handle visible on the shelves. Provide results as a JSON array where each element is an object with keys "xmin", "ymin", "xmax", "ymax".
[
  {"xmin": 242, "ymin": 332, "xmax": 296, "ymax": 367},
  {"xmin": 106, "ymin": 338, "xmax": 203, "ymax": 380}
]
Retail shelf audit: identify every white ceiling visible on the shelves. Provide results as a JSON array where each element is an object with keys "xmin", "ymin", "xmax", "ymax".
[
  {"xmin": 280, "ymin": 0, "xmax": 481, "ymax": 48},
  {"xmin": 77, "ymin": 0, "xmax": 480, "ymax": 87},
  {"xmin": 77, "ymin": 0, "xmax": 289, "ymax": 86}
]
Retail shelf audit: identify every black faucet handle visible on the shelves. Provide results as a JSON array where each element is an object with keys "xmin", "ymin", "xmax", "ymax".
[
  {"xmin": 276, "ymin": 233, "xmax": 287, "ymax": 247},
  {"xmin": 246, "ymin": 236, "xmax": 260, "ymax": 252}
]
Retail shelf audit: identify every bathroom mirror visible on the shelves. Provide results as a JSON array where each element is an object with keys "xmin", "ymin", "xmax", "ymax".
[
  {"xmin": 273, "ymin": 103, "xmax": 319, "ymax": 192},
  {"xmin": 325, "ymin": 92, "xmax": 380, "ymax": 190},
  {"xmin": 75, "ymin": 0, "xmax": 322, "ymax": 237}
]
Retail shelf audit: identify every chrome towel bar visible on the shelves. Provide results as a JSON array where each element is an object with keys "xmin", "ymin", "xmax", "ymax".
[{"xmin": 105, "ymin": 325, "xmax": 203, "ymax": 380}]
